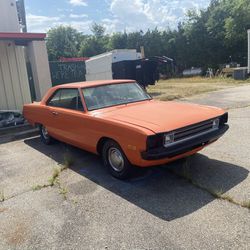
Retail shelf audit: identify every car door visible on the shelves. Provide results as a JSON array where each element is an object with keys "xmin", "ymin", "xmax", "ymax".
[{"xmin": 46, "ymin": 88, "xmax": 88, "ymax": 148}]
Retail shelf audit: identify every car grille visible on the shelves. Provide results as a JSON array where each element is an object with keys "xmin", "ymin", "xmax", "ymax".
[{"xmin": 173, "ymin": 119, "xmax": 216, "ymax": 142}]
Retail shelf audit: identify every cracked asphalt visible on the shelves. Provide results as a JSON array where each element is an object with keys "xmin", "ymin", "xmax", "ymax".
[{"xmin": 0, "ymin": 84, "xmax": 250, "ymax": 250}]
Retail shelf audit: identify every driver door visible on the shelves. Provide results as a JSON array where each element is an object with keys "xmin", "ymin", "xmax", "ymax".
[{"xmin": 46, "ymin": 88, "xmax": 88, "ymax": 147}]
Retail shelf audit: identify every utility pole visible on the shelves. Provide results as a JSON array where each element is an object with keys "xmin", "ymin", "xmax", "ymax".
[{"xmin": 248, "ymin": 30, "xmax": 250, "ymax": 74}]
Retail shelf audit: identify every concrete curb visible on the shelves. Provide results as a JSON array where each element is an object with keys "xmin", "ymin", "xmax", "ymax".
[{"xmin": 0, "ymin": 126, "xmax": 39, "ymax": 144}]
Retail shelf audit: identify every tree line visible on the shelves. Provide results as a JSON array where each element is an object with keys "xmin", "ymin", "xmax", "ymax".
[{"xmin": 46, "ymin": 0, "xmax": 250, "ymax": 73}]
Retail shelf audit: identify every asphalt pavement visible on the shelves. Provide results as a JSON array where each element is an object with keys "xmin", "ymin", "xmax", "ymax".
[{"xmin": 0, "ymin": 84, "xmax": 249, "ymax": 250}]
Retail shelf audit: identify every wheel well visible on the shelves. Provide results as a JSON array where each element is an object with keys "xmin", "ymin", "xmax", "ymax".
[
  {"xmin": 35, "ymin": 123, "xmax": 41, "ymax": 128},
  {"xmin": 96, "ymin": 137, "xmax": 115, "ymax": 155}
]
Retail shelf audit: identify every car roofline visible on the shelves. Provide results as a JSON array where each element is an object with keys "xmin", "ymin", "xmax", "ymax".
[
  {"xmin": 53, "ymin": 79, "xmax": 136, "ymax": 89},
  {"xmin": 41, "ymin": 80, "xmax": 137, "ymax": 105}
]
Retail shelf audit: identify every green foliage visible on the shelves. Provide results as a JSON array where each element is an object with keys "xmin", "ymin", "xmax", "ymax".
[
  {"xmin": 91, "ymin": 22, "xmax": 105, "ymax": 37},
  {"xmin": 46, "ymin": 0, "xmax": 250, "ymax": 70},
  {"xmin": 79, "ymin": 36, "xmax": 107, "ymax": 57},
  {"xmin": 78, "ymin": 23, "xmax": 109, "ymax": 57},
  {"xmin": 108, "ymin": 32, "xmax": 128, "ymax": 50},
  {"xmin": 46, "ymin": 26, "xmax": 81, "ymax": 61}
]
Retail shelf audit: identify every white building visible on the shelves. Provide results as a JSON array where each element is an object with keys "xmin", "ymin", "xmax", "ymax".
[{"xmin": 0, "ymin": 0, "xmax": 51, "ymax": 111}]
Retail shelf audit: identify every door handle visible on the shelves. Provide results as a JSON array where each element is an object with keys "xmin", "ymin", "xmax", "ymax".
[{"xmin": 52, "ymin": 111, "xmax": 59, "ymax": 116}]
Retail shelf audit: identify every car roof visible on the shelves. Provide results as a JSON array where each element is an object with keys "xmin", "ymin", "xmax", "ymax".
[{"xmin": 54, "ymin": 79, "xmax": 136, "ymax": 89}]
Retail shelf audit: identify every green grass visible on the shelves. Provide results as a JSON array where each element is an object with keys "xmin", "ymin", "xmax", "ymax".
[
  {"xmin": 59, "ymin": 187, "xmax": 68, "ymax": 200},
  {"xmin": 147, "ymin": 76, "xmax": 250, "ymax": 101},
  {"xmin": 63, "ymin": 153, "xmax": 75, "ymax": 169},
  {"xmin": 32, "ymin": 184, "xmax": 46, "ymax": 191},
  {"xmin": 32, "ymin": 165, "xmax": 70, "ymax": 200},
  {"xmin": 210, "ymin": 189, "xmax": 224, "ymax": 199},
  {"xmin": 48, "ymin": 167, "xmax": 61, "ymax": 186},
  {"xmin": 241, "ymin": 200, "xmax": 250, "ymax": 209},
  {"xmin": 0, "ymin": 190, "xmax": 4, "ymax": 202}
]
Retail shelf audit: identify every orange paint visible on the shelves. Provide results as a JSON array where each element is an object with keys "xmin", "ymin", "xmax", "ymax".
[{"xmin": 23, "ymin": 80, "xmax": 227, "ymax": 167}]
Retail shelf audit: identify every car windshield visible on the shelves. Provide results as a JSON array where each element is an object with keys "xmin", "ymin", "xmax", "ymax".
[{"xmin": 82, "ymin": 82, "xmax": 151, "ymax": 111}]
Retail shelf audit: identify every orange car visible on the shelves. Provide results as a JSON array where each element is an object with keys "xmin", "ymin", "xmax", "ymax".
[{"xmin": 23, "ymin": 80, "xmax": 229, "ymax": 179}]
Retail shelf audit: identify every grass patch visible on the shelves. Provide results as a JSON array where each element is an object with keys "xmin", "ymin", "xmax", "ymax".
[
  {"xmin": 32, "ymin": 165, "xmax": 70, "ymax": 200},
  {"xmin": 63, "ymin": 153, "xmax": 75, "ymax": 169},
  {"xmin": 220, "ymin": 194, "xmax": 235, "ymax": 203},
  {"xmin": 71, "ymin": 197, "xmax": 78, "ymax": 204},
  {"xmin": 241, "ymin": 200, "xmax": 250, "ymax": 209},
  {"xmin": 48, "ymin": 167, "xmax": 60, "ymax": 186},
  {"xmin": 32, "ymin": 184, "xmax": 47, "ymax": 191},
  {"xmin": 59, "ymin": 187, "xmax": 68, "ymax": 200},
  {"xmin": 147, "ymin": 76, "xmax": 250, "ymax": 101},
  {"xmin": 210, "ymin": 189, "xmax": 224, "ymax": 199},
  {"xmin": 32, "ymin": 167, "xmax": 61, "ymax": 191},
  {"xmin": 0, "ymin": 190, "xmax": 5, "ymax": 202},
  {"xmin": 172, "ymin": 158, "xmax": 250, "ymax": 210}
]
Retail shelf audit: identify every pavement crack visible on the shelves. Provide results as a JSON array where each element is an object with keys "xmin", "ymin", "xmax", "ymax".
[
  {"xmin": 0, "ymin": 188, "xmax": 35, "ymax": 203},
  {"xmin": 0, "ymin": 158, "xmax": 73, "ymax": 204},
  {"xmin": 169, "ymin": 159, "xmax": 250, "ymax": 210},
  {"xmin": 32, "ymin": 155, "xmax": 73, "ymax": 200}
]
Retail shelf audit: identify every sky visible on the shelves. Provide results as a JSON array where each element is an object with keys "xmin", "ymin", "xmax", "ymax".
[{"xmin": 25, "ymin": 0, "xmax": 210, "ymax": 34}]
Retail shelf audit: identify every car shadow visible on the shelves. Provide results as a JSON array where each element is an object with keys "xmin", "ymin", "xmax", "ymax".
[{"xmin": 24, "ymin": 137, "xmax": 249, "ymax": 221}]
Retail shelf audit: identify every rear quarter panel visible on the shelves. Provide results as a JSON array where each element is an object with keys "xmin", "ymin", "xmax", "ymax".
[{"xmin": 23, "ymin": 102, "xmax": 46, "ymax": 126}]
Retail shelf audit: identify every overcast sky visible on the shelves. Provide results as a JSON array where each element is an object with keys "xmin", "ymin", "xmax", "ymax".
[{"xmin": 25, "ymin": 0, "xmax": 210, "ymax": 34}]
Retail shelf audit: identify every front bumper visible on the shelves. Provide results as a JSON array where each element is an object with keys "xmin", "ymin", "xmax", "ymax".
[{"xmin": 141, "ymin": 124, "xmax": 229, "ymax": 160}]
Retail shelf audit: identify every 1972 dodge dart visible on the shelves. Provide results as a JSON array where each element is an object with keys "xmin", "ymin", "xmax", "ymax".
[{"xmin": 23, "ymin": 80, "xmax": 229, "ymax": 179}]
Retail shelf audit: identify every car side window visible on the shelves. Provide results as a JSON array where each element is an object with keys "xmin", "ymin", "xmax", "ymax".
[{"xmin": 47, "ymin": 89, "xmax": 84, "ymax": 111}]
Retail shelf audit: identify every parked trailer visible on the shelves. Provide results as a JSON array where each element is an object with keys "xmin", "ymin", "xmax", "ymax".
[
  {"xmin": 85, "ymin": 50, "xmax": 141, "ymax": 81},
  {"xmin": 85, "ymin": 50, "xmax": 172, "ymax": 87}
]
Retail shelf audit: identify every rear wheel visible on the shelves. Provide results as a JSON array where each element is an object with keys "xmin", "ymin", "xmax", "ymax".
[
  {"xmin": 102, "ymin": 140, "xmax": 133, "ymax": 179},
  {"xmin": 39, "ymin": 124, "xmax": 53, "ymax": 145}
]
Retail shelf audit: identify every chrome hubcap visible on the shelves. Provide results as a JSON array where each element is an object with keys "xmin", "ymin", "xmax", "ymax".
[
  {"xmin": 41, "ymin": 126, "xmax": 49, "ymax": 140},
  {"xmin": 108, "ymin": 147, "xmax": 124, "ymax": 172}
]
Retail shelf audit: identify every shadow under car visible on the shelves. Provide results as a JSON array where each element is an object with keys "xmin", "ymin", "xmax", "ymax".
[{"xmin": 24, "ymin": 137, "xmax": 249, "ymax": 221}]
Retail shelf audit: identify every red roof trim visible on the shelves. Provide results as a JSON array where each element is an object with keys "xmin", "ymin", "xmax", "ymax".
[{"xmin": 0, "ymin": 32, "xmax": 46, "ymax": 40}]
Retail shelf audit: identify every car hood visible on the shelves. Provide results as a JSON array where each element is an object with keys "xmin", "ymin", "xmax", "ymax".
[{"xmin": 95, "ymin": 100, "xmax": 225, "ymax": 134}]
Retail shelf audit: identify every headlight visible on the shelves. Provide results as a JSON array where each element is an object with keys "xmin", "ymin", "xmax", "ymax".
[
  {"xmin": 212, "ymin": 118, "xmax": 220, "ymax": 129},
  {"xmin": 164, "ymin": 133, "xmax": 174, "ymax": 147},
  {"xmin": 146, "ymin": 135, "xmax": 163, "ymax": 150}
]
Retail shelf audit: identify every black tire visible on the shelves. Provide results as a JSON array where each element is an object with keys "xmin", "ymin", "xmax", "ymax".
[
  {"xmin": 39, "ymin": 124, "xmax": 54, "ymax": 145},
  {"xmin": 102, "ymin": 140, "xmax": 133, "ymax": 179}
]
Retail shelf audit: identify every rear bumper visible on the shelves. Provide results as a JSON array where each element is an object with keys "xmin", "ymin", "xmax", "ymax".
[{"xmin": 141, "ymin": 124, "xmax": 229, "ymax": 160}]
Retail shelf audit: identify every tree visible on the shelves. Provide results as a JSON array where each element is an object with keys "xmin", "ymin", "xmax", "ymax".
[
  {"xmin": 126, "ymin": 31, "xmax": 144, "ymax": 50},
  {"xmin": 46, "ymin": 26, "xmax": 81, "ymax": 61},
  {"xmin": 143, "ymin": 28, "xmax": 163, "ymax": 57},
  {"xmin": 79, "ymin": 23, "xmax": 108, "ymax": 57},
  {"xmin": 46, "ymin": 0, "xmax": 250, "ymax": 71},
  {"xmin": 79, "ymin": 36, "xmax": 107, "ymax": 57},
  {"xmin": 108, "ymin": 32, "xmax": 127, "ymax": 50},
  {"xmin": 91, "ymin": 22, "xmax": 106, "ymax": 38}
]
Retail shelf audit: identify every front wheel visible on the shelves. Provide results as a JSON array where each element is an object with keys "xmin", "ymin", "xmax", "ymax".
[
  {"xmin": 39, "ymin": 124, "xmax": 54, "ymax": 145},
  {"xmin": 102, "ymin": 140, "xmax": 133, "ymax": 179}
]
